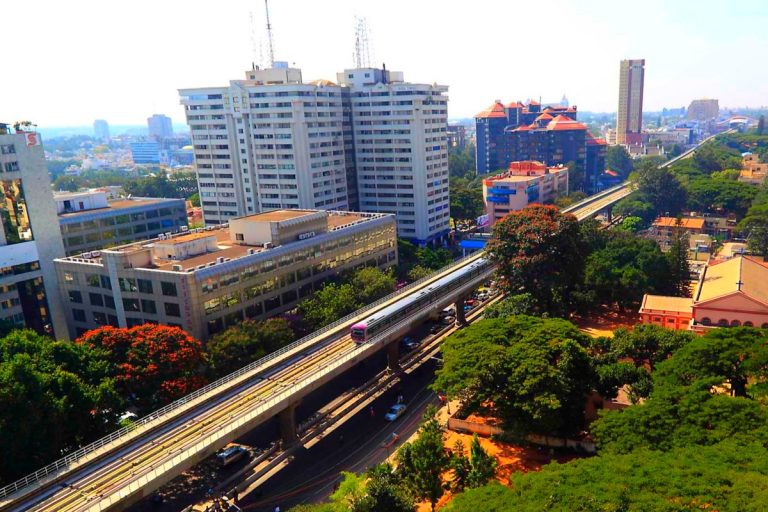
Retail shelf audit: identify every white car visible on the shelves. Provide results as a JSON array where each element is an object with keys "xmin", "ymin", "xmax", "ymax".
[{"xmin": 384, "ymin": 404, "xmax": 407, "ymax": 421}]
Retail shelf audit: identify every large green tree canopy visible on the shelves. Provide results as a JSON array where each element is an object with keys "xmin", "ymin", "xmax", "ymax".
[
  {"xmin": 0, "ymin": 330, "xmax": 122, "ymax": 483},
  {"xmin": 434, "ymin": 315, "xmax": 596, "ymax": 437},
  {"xmin": 487, "ymin": 205, "xmax": 584, "ymax": 314}
]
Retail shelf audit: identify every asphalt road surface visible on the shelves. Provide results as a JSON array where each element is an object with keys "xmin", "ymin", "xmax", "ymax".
[{"xmin": 237, "ymin": 357, "xmax": 441, "ymax": 512}]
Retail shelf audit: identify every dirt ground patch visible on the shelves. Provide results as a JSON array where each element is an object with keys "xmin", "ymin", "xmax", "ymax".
[{"xmin": 572, "ymin": 307, "xmax": 640, "ymax": 337}]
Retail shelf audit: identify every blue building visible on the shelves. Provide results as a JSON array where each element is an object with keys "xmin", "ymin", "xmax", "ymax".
[
  {"xmin": 474, "ymin": 99, "xmax": 606, "ymax": 193},
  {"xmin": 130, "ymin": 141, "xmax": 161, "ymax": 164}
]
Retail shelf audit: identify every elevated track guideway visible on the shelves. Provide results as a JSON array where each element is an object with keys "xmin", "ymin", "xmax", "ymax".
[
  {"xmin": 2, "ymin": 255, "xmax": 493, "ymax": 512},
  {"xmin": 1, "ymin": 132, "xmax": 728, "ymax": 512}
]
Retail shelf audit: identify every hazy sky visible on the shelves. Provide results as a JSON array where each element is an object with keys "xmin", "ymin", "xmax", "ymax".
[{"xmin": 2, "ymin": 0, "xmax": 766, "ymax": 128}]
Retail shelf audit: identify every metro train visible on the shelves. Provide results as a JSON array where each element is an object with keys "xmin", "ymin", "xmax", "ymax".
[{"xmin": 351, "ymin": 257, "xmax": 491, "ymax": 343}]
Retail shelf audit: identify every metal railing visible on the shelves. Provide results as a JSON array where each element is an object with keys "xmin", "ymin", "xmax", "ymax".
[
  {"xmin": 61, "ymin": 262, "xmax": 496, "ymax": 512},
  {"xmin": 0, "ymin": 251, "xmax": 484, "ymax": 501}
]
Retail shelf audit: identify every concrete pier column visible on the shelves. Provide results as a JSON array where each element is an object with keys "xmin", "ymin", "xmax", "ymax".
[
  {"xmin": 387, "ymin": 340, "xmax": 401, "ymax": 372},
  {"xmin": 605, "ymin": 207, "xmax": 613, "ymax": 223},
  {"xmin": 279, "ymin": 404, "xmax": 298, "ymax": 447},
  {"xmin": 455, "ymin": 297, "xmax": 467, "ymax": 326}
]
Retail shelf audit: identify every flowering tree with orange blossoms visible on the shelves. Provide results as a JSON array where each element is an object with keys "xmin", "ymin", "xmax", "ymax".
[
  {"xmin": 486, "ymin": 204, "xmax": 585, "ymax": 315},
  {"xmin": 77, "ymin": 325, "xmax": 208, "ymax": 414}
]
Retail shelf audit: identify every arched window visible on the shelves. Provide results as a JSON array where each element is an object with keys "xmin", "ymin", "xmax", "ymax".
[
  {"xmin": 718, "ymin": 319, "xmax": 729, "ymax": 327},
  {"xmin": 731, "ymin": 320, "xmax": 741, "ymax": 327},
  {"xmin": 701, "ymin": 317, "xmax": 711, "ymax": 326},
  {"xmin": 744, "ymin": 321, "xmax": 754, "ymax": 327}
]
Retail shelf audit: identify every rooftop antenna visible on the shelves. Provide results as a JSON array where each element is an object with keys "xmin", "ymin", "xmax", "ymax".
[
  {"xmin": 353, "ymin": 16, "xmax": 373, "ymax": 68},
  {"xmin": 249, "ymin": 11, "xmax": 262, "ymax": 69},
  {"xmin": 264, "ymin": 0, "xmax": 275, "ymax": 67}
]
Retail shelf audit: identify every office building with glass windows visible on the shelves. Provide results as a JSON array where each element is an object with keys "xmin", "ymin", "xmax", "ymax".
[
  {"xmin": 0, "ymin": 124, "xmax": 68, "ymax": 337},
  {"xmin": 54, "ymin": 209, "xmax": 396, "ymax": 341},
  {"xmin": 55, "ymin": 190, "xmax": 187, "ymax": 255}
]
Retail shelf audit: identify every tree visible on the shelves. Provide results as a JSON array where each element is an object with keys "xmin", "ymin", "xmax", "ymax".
[
  {"xmin": 397, "ymin": 239, "xmax": 454, "ymax": 281},
  {"xmin": 444, "ymin": 441, "xmax": 768, "ymax": 511},
  {"xmin": 407, "ymin": 265, "xmax": 434, "ymax": 282},
  {"xmin": 554, "ymin": 191, "xmax": 587, "ymax": 209},
  {"xmin": 466, "ymin": 434, "xmax": 496, "ymax": 489},
  {"xmin": 483, "ymin": 293, "xmax": 536, "ymax": 318},
  {"xmin": 0, "ymin": 330, "xmax": 122, "ymax": 483},
  {"xmin": 685, "ymin": 176, "xmax": 757, "ymax": 216},
  {"xmin": 612, "ymin": 196, "xmax": 656, "ymax": 224},
  {"xmin": 189, "ymin": 191, "xmax": 201, "ymax": 207},
  {"xmin": 397, "ymin": 408, "xmax": 450, "ymax": 511},
  {"xmin": 653, "ymin": 327, "xmax": 768, "ymax": 398},
  {"xmin": 633, "ymin": 165, "xmax": 687, "ymax": 216},
  {"xmin": 616, "ymin": 215, "xmax": 644, "ymax": 233},
  {"xmin": 76, "ymin": 325, "xmax": 208, "ymax": 414},
  {"xmin": 583, "ymin": 231, "xmax": 672, "ymax": 310},
  {"xmin": 365, "ymin": 463, "xmax": 414, "ymax": 512},
  {"xmin": 487, "ymin": 205, "xmax": 584, "ymax": 314},
  {"xmin": 299, "ymin": 282, "xmax": 360, "ymax": 331},
  {"xmin": 207, "ymin": 318, "xmax": 295, "ymax": 376},
  {"xmin": 605, "ymin": 145, "xmax": 634, "ymax": 177},
  {"xmin": 449, "ymin": 439, "xmax": 471, "ymax": 492},
  {"xmin": 739, "ymin": 200, "xmax": 768, "ymax": 255},
  {"xmin": 450, "ymin": 184, "xmax": 484, "ymax": 222},
  {"xmin": 666, "ymin": 224, "xmax": 691, "ymax": 297},
  {"xmin": 434, "ymin": 316, "xmax": 597, "ymax": 438},
  {"xmin": 609, "ymin": 324, "xmax": 694, "ymax": 372},
  {"xmin": 449, "ymin": 143, "xmax": 475, "ymax": 179},
  {"xmin": 351, "ymin": 267, "xmax": 396, "ymax": 304}
]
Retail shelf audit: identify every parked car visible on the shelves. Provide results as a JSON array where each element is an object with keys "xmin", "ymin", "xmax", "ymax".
[
  {"xmin": 384, "ymin": 404, "xmax": 408, "ymax": 421},
  {"xmin": 430, "ymin": 324, "xmax": 442, "ymax": 335},
  {"xmin": 216, "ymin": 444, "xmax": 249, "ymax": 467},
  {"xmin": 402, "ymin": 337, "xmax": 420, "ymax": 350}
]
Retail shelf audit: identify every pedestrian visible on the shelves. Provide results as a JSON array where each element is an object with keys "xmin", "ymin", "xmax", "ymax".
[
  {"xmin": 339, "ymin": 434, "xmax": 345, "ymax": 445},
  {"xmin": 369, "ymin": 405, "xmax": 375, "ymax": 418}
]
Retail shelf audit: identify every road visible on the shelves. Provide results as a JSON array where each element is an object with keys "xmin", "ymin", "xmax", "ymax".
[
  {"xmin": 3, "ymin": 253, "xmax": 488, "ymax": 512},
  {"xmin": 237, "ymin": 358, "xmax": 441, "ymax": 512}
]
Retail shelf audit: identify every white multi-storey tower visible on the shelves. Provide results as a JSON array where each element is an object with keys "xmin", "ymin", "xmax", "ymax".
[
  {"xmin": 338, "ymin": 67, "xmax": 450, "ymax": 245},
  {"xmin": 179, "ymin": 65, "xmax": 349, "ymax": 224}
]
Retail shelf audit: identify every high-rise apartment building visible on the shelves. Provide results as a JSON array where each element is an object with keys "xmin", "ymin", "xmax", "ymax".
[
  {"xmin": 181, "ymin": 64, "xmax": 450, "ymax": 245},
  {"xmin": 93, "ymin": 119, "xmax": 110, "ymax": 141},
  {"xmin": 687, "ymin": 99, "xmax": 719, "ymax": 121},
  {"xmin": 179, "ymin": 65, "xmax": 350, "ymax": 226},
  {"xmin": 147, "ymin": 114, "xmax": 174, "ymax": 139},
  {"xmin": 474, "ymin": 100, "xmax": 606, "ymax": 193},
  {"xmin": 337, "ymin": 67, "xmax": 451, "ymax": 244},
  {"xmin": 616, "ymin": 59, "xmax": 645, "ymax": 145},
  {"xmin": 0, "ymin": 124, "xmax": 68, "ymax": 338}
]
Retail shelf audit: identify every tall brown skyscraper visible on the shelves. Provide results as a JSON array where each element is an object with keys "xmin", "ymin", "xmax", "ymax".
[{"xmin": 616, "ymin": 59, "xmax": 645, "ymax": 145}]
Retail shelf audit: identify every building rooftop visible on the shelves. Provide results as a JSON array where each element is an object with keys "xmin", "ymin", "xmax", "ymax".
[
  {"xmin": 474, "ymin": 101, "xmax": 507, "ymax": 119},
  {"xmin": 546, "ymin": 115, "xmax": 589, "ymax": 131},
  {"xmin": 483, "ymin": 161, "xmax": 568, "ymax": 184},
  {"xmin": 61, "ymin": 210, "xmax": 387, "ymax": 272},
  {"xmin": 694, "ymin": 255, "xmax": 768, "ymax": 305},
  {"xmin": 57, "ymin": 196, "xmax": 178, "ymax": 219},
  {"xmin": 640, "ymin": 294, "xmax": 693, "ymax": 313},
  {"xmin": 236, "ymin": 209, "xmax": 317, "ymax": 223},
  {"xmin": 653, "ymin": 217, "xmax": 706, "ymax": 230}
]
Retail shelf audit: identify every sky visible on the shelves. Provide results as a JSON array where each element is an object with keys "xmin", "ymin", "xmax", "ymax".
[{"xmin": 1, "ymin": 0, "xmax": 766, "ymax": 128}]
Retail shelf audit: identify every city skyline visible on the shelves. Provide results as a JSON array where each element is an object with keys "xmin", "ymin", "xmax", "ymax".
[{"xmin": 2, "ymin": 0, "xmax": 767, "ymax": 127}]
